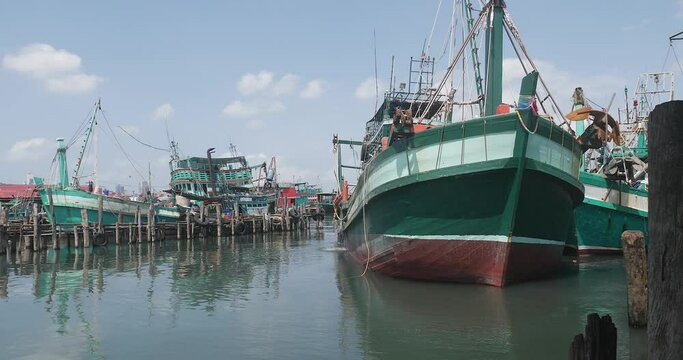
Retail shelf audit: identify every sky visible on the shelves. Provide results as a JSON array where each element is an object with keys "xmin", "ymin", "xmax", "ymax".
[{"xmin": 1, "ymin": 0, "xmax": 682, "ymax": 193}]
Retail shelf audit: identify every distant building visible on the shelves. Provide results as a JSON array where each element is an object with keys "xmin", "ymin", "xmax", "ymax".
[{"xmin": 115, "ymin": 184, "xmax": 125, "ymax": 194}]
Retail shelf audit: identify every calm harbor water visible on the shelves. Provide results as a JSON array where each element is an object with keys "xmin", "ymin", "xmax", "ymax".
[{"xmin": 0, "ymin": 224, "xmax": 645, "ymax": 359}]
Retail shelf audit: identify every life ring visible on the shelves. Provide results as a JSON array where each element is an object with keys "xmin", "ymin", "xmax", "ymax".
[
  {"xmin": 234, "ymin": 221, "xmax": 247, "ymax": 235},
  {"xmin": 93, "ymin": 231, "xmax": 108, "ymax": 247}
]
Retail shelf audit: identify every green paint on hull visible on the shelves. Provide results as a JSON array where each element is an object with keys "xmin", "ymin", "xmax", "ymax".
[
  {"xmin": 575, "ymin": 198, "xmax": 648, "ymax": 253},
  {"xmin": 575, "ymin": 172, "xmax": 648, "ymax": 253},
  {"xmin": 343, "ymin": 166, "xmax": 580, "ymax": 254},
  {"xmin": 39, "ymin": 187, "xmax": 180, "ymax": 225}
]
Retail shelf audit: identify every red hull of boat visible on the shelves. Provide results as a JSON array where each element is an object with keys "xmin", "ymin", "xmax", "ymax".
[{"xmin": 349, "ymin": 238, "xmax": 564, "ymax": 287}]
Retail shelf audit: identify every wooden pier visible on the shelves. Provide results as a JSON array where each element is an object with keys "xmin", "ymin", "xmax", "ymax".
[{"xmin": 0, "ymin": 204, "xmax": 324, "ymax": 255}]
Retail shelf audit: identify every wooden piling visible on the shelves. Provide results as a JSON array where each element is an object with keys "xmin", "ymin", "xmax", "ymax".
[
  {"xmin": 0, "ymin": 207, "xmax": 6, "ymax": 255},
  {"xmin": 47, "ymin": 187, "xmax": 58, "ymax": 250},
  {"xmin": 231, "ymin": 202, "xmax": 237, "ymax": 236},
  {"xmin": 128, "ymin": 224, "xmax": 133, "ymax": 244},
  {"xmin": 136, "ymin": 207, "xmax": 142, "ymax": 243},
  {"xmin": 115, "ymin": 214, "xmax": 122, "ymax": 245},
  {"xmin": 648, "ymin": 100, "xmax": 683, "ymax": 359},
  {"xmin": 263, "ymin": 214, "xmax": 267, "ymax": 233},
  {"xmin": 621, "ymin": 230, "xmax": 647, "ymax": 327},
  {"xmin": 176, "ymin": 220, "xmax": 181, "ymax": 240},
  {"xmin": 97, "ymin": 194, "xmax": 104, "ymax": 233},
  {"xmin": 568, "ymin": 313, "xmax": 617, "ymax": 360},
  {"xmin": 216, "ymin": 204, "xmax": 222, "ymax": 237},
  {"xmin": 81, "ymin": 208, "xmax": 90, "ymax": 248},
  {"xmin": 186, "ymin": 212, "xmax": 191, "ymax": 240},
  {"xmin": 148, "ymin": 203, "xmax": 154, "ymax": 242},
  {"xmin": 73, "ymin": 225, "xmax": 80, "ymax": 248},
  {"xmin": 33, "ymin": 203, "xmax": 40, "ymax": 251},
  {"xmin": 0, "ymin": 226, "xmax": 7, "ymax": 255}
]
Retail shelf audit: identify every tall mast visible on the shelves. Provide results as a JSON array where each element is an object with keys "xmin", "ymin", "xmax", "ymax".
[
  {"xmin": 72, "ymin": 99, "xmax": 101, "ymax": 187},
  {"xmin": 464, "ymin": 0, "xmax": 485, "ymax": 114},
  {"xmin": 484, "ymin": 0, "xmax": 505, "ymax": 116}
]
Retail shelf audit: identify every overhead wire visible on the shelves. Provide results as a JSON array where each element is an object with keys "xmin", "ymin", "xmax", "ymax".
[
  {"xmin": 117, "ymin": 126, "xmax": 170, "ymax": 152},
  {"xmin": 97, "ymin": 108, "xmax": 146, "ymax": 181}
]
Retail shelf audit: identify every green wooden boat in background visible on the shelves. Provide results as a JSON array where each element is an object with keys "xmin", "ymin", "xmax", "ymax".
[
  {"xmin": 569, "ymin": 72, "xmax": 672, "ymax": 253},
  {"xmin": 38, "ymin": 101, "xmax": 181, "ymax": 226}
]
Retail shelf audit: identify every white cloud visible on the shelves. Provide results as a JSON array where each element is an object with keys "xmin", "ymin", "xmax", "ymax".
[
  {"xmin": 501, "ymin": 58, "xmax": 623, "ymax": 113},
  {"xmin": 7, "ymin": 138, "xmax": 51, "ymax": 162},
  {"xmin": 355, "ymin": 78, "xmax": 384, "ymax": 100},
  {"xmin": 301, "ymin": 79, "xmax": 328, "ymax": 99},
  {"xmin": 2, "ymin": 43, "xmax": 81, "ymax": 77},
  {"xmin": 152, "ymin": 103, "xmax": 174, "ymax": 121},
  {"xmin": 273, "ymin": 74, "xmax": 300, "ymax": 96},
  {"xmin": 2, "ymin": 43, "xmax": 102, "ymax": 94},
  {"xmin": 237, "ymin": 71, "xmax": 274, "ymax": 95},
  {"xmin": 221, "ymin": 100, "xmax": 285, "ymax": 118},
  {"xmin": 274, "ymin": 155, "xmax": 315, "ymax": 184},
  {"xmin": 44, "ymin": 73, "xmax": 102, "ymax": 94}
]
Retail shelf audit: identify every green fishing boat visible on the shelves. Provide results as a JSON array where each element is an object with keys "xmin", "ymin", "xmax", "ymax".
[
  {"xmin": 38, "ymin": 100, "xmax": 181, "ymax": 226},
  {"xmin": 570, "ymin": 73, "xmax": 670, "ymax": 253},
  {"xmin": 169, "ymin": 145, "xmax": 277, "ymax": 216},
  {"xmin": 334, "ymin": 0, "xmax": 584, "ymax": 286}
]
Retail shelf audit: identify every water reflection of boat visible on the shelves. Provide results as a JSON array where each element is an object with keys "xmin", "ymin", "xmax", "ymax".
[{"xmin": 335, "ymin": 254, "xmax": 640, "ymax": 359}]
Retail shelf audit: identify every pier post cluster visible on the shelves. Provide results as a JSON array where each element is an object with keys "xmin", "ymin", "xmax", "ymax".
[{"xmin": 0, "ymin": 202, "xmax": 317, "ymax": 254}]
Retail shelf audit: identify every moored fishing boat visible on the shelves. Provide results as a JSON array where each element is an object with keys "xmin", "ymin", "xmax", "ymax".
[
  {"xmin": 37, "ymin": 101, "xmax": 181, "ymax": 226},
  {"xmin": 334, "ymin": 0, "xmax": 584, "ymax": 286},
  {"xmin": 168, "ymin": 145, "xmax": 277, "ymax": 216},
  {"xmin": 569, "ymin": 73, "xmax": 671, "ymax": 253}
]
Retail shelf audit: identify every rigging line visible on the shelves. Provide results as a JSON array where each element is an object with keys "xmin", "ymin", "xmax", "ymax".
[
  {"xmin": 98, "ymin": 109, "xmax": 146, "ymax": 181},
  {"xmin": 67, "ymin": 102, "xmax": 99, "ymax": 148},
  {"xmin": 417, "ymin": 2, "xmax": 491, "ymax": 121},
  {"xmin": 426, "ymin": 0, "xmax": 444, "ymax": 57},
  {"xmin": 117, "ymin": 126, "xmax": 170, "ymax": 152},
  {"xmin": 670, "ymin": 43, "xmax": 683, "ymax": 76},
  {"xmin": 661, "ymin": 44, "xmax": 672, "ymax": 72},
  {"xmin": 373, "ymin": 28, "xmax": 379, "ymax": 110},
  {"xmin": 502, "ymin": 9, "xmax": 573, "ymax": 134}
]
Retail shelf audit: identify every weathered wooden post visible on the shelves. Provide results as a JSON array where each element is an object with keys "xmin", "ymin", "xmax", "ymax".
[
  {"xmin": 232, "ymin": 202, "xmax": 238, "ymax": 236},
  {"xmin": 47, "ymin": 187, "xmax": 58, "ymax": 250},
  {"xmin": 80, "ymin": 208, "xmax": 90, "ymax": 248},
  {"xmin": 186, "ymin": 212, "xmax": 191, "ymax": 240},
  {"xmin": 136, "ymin": 207, "xmax": 142, "ymax": 243},
  {"xmin": 216, "ymin": 204, "xmax": 222, "ymax": 237},
  {"xmin": 568, "ymin": 313, "xmax": 617, "ymax": 360},
  {"xmin": 621, "ymin": 230, "xmax": 647, "ymax": 327},
  {"xmin": 148, "ymin": 202, "xmax": 154, "ymax": 242},
  {"xmin": 263, "ymin": 213, "xmax": 267, "ymax": 233},
  {"xmin": 115, "ymin": 214, "xmax": 123, "ymax": 245},
  {"xmin": 648, "ymin": 100, "xmax": 683, "ymax": 359},
  {"xmin": 128, "ymin": 224, "xmax": 133, "ymax": 244},
  {"xmin": 176, "ymin": 220, "xmax": 181, "ymax": 240},
  {"xmin": 73, "ymin": 225, "xmax": 80, "ymax": 248},
  {"xmin": 97, "ymin": 194, "xmax": 104, "ymax": 234},
  {"xmin": 200, "ymin": 203, "xmax": 205, "ymax": 223},
  {"xmin": 32, "ymin": 203, "xmax": 40, "ymax": 251},
  {"xmin": 0, "ymin": 207, "xmax": 7, "ymax": 255}
]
